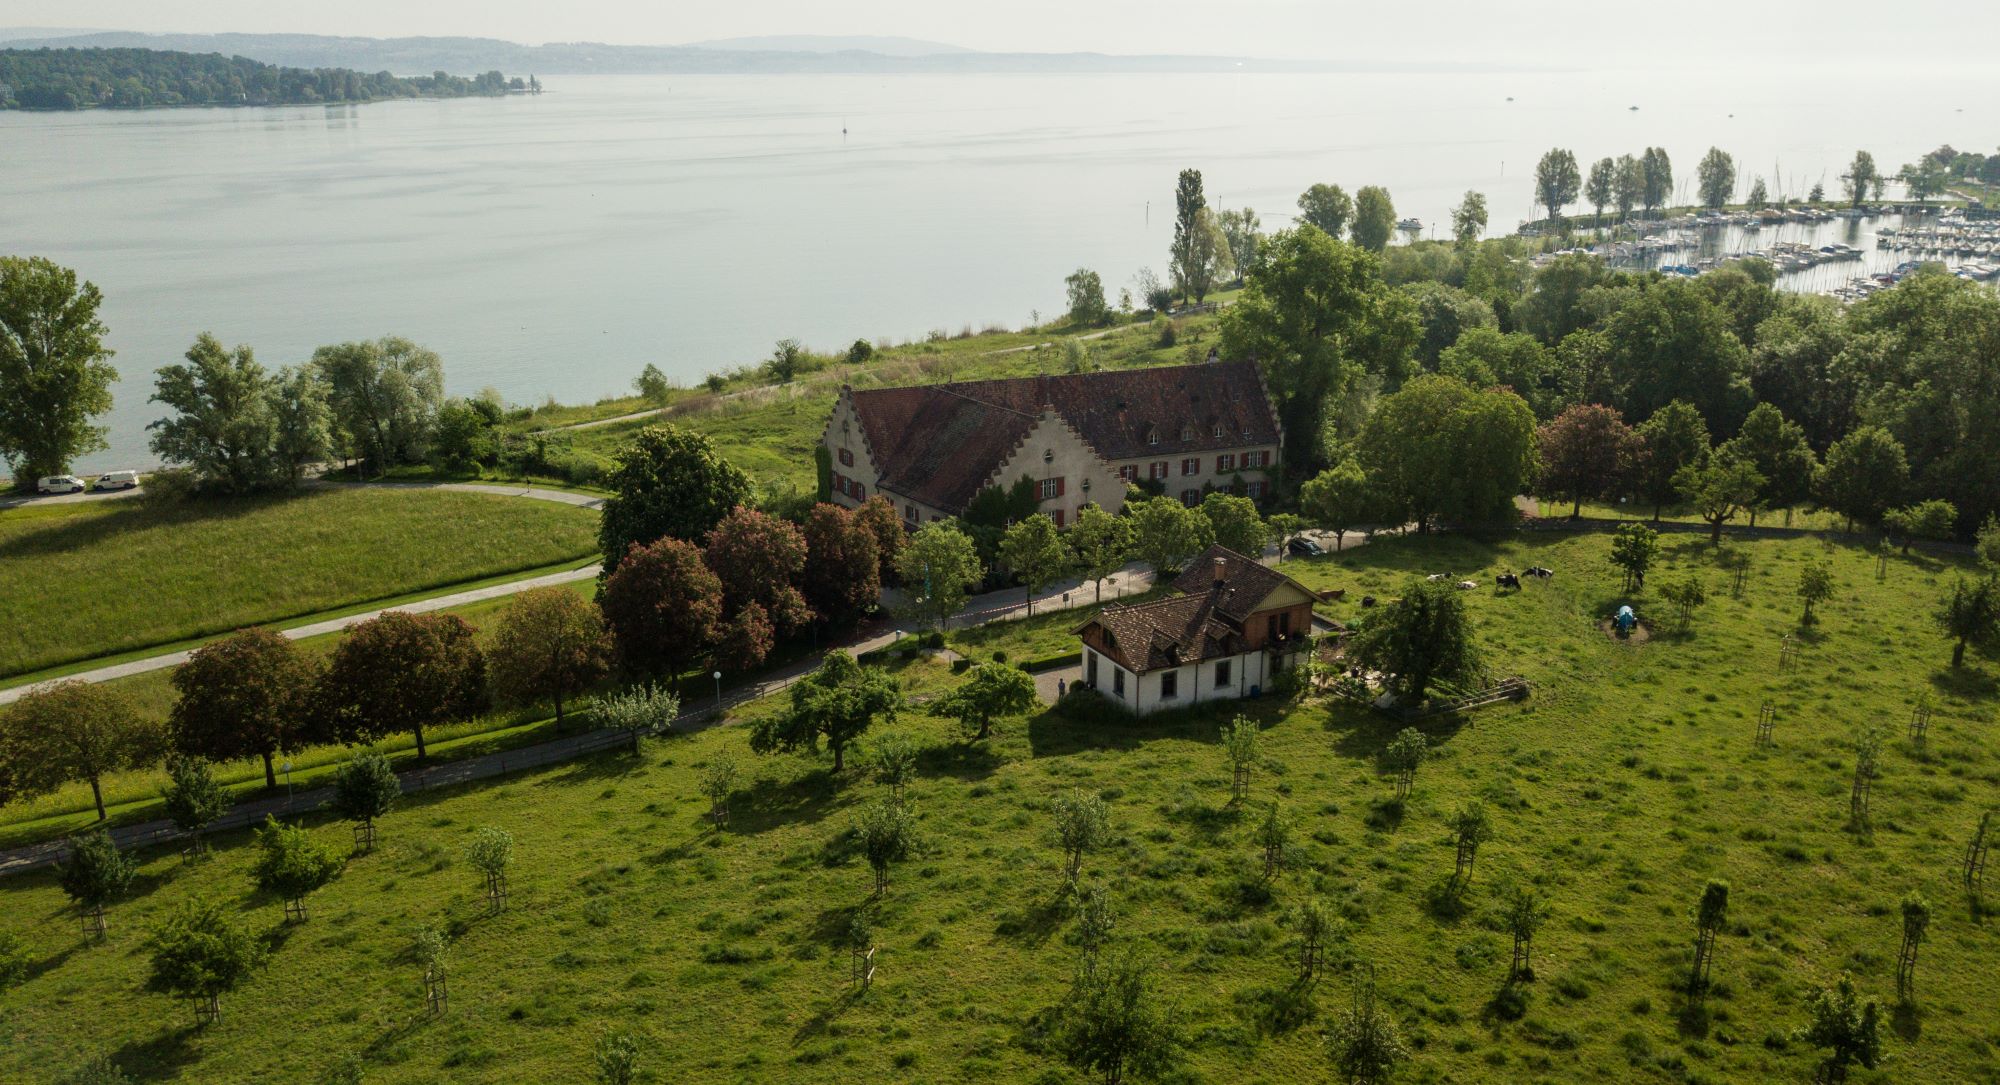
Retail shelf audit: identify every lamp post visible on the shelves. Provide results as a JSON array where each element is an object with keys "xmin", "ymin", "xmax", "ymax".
[{"xmin": 712, "ymin": 671, "xmax": 723, "ymax": 712}]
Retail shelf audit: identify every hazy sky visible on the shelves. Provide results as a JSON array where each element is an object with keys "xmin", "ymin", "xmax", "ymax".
[{"xmin": 6, "ymin": 0, "xmax": 1998, "ymax": 66}]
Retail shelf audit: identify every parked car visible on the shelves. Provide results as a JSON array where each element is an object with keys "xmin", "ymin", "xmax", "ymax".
[
  {"xmin": 36, "ymin": 475, "xmax": 86, "ymax": 494},
  {"xmin": 1287, "ymin": 537, "xmax": 1326, "ymax": 558},
  {"xmin": 93, "ymin": 470, "xmax": 140, "ymax": 491}
]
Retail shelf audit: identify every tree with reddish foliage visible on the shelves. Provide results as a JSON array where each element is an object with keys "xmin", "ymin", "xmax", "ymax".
[
  {"xmin": 704, "ymin": 506, "xmax": 813, "ymax": 636},
  {"xmin": 598, "ymin": 537, "xmax": 723, "ymax": 678},
  {"xmin": 312, "ymin": 612, "xmax": 487, "ymax": 762},
  {"xmin": 854, "ymin": 495, "xmax": 905, "ymax": 583},
  {"xmin": 715, "ymin": 602, "xmax": 776, "ymax": 671},
  {"xmin": 487, "ymin": 587, "xmax": 613, "ymax": 726},
  {"xmin": 167, "ymin": 627, "xmax": 317, "ymax": 789},
  {"xmin": 802, "ymin": 502, "xmax": 881, "ymax": 628},
  {"xmin": 1536, "ymin": 404, "xmax": 1638, "ymax": 518}
]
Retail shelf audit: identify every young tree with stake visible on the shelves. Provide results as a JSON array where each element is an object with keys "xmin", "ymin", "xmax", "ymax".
[
  {"xmin": 1504, "ymin": 885, "xmax": 1549, "ymax": 981},
  {"xmin": 1052, "ymin": 789, "xmax": 1111, "ymax": 889},
  {"xmin": 58, "ymin": 829, "xmax": 134, "ymax": 938},
  {"xmin": 1384, "ymin": 728, "xmax": 1427, "ymax": 801},
  {"xmin": 1223, "ymin": 716, "xmax": 1258, "ymax": 804},
  {"xmin": 160, "ymin": 754, "xmax": 229, "ymax": 859},
  {"xmin": 252, "ymin": 816, "xmax": 344, "ymax": 921},
  {"xmin": 1288, "ymin": 897, "xmax": 1337, "ymax": 985},
  {"xmin": 145, "ymin": 898, "xmax": 261, "ymax": 1026},
  {"xmin": 329, "ymin": 752, "xmax": 400, "ymax": 852},
  {"xmin": 1052, "ymin": 946, "xmax": 1186, "ymax": 1085},
  {"xmin": 1688, "ymin": 879, "xmax": 1729, "ymax": 995},
  {"xmin": 870, "ymin": 733, "xmax": 918, "ymax": 800},
  {"xmin": 1798, "ymin": 561, "xmax": 1835, "ymax": 626},
  {"xmin": 592, "ymin": 684, "xmax": 680, "ymax": 753},
  {"xmin": 1793, "ymin": 974, "xmax": 1881, "ymax": 1084},
  {"xmin": 1609, "ymin": 522, "xmax": 1660, "ymax": 592},
  {"xmin": 466, "ymin": 826, "xmax": 514, "ymax": 912},
  {"xmin": 1326, "ymin": 969, "xmax": 1408, "ymax": 1085},
  {"xmin": 858, "ymin": 800, "xmax": 915, "ymax": 895},
  {"xmin": 699, "ymin": 757, "xmax": 738, "ymax": 829}
]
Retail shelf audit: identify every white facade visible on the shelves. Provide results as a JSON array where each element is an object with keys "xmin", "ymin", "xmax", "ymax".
[{"xmin": 1082, "ymin": 645, "xmax": 1285, "ymax": 716}]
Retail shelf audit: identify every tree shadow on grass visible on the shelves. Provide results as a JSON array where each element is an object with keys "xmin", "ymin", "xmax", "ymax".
[
  {"xmin": 111, "ymin": 1025, "xmax": 202, "ymax": 1082},
  {"xmin": 1025, "ymin": 701, "xmax": 1239, "ymax": 759},
  {"xmin": 1928, "ymin": 665, "xmax": 1997, "ymax": 702},
  {"xmin": 726, "ymin": 769, "xmax": 847, "ymax": 836},
  {"xmin": 25, "ymin": 941, "xmax": 80, "ymax": 983},
  {"xmin": 993, "ymin": 891, "xmax": 1069, "ymax": 948},
  {"xmin": 914, "ymin": 741, "xmax": 1003, "ymax": 782},
  {"xmin": 793, "ymin": 985, "xmax": 865, "ymax": 1046},
  {"xmin": 1892, "ymin": 999, "xmax": 1923, "ymax": 1042},
  {"xmin": 1422, "ymin": 875, "xmax": 1472, "ymax": 923},
  {"xmin": 1243, "ymin": 978, "xmax": 1319, "ymax": 1037}
]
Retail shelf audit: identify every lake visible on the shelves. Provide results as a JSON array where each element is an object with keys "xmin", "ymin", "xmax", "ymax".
[{"xmin": 4, "ymin": 68, "xmax": 1994, "ymax": 473}]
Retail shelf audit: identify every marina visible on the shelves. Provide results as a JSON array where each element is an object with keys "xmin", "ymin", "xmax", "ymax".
[{"xmin": 1539, "ymin": 206, "xmax": 2000, "ymax": 300}]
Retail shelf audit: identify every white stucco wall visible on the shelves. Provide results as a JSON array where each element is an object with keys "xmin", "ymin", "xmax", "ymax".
[
  {"xmin": 1112, "ymin": 443, "xmax": 1280, "ymax": 504},
  {"xmin": 988, "ymin": 411, "xmax": 1130, "ymax": 525},
  {"xmin": 1084, "ymin": 645, "xmax": 1289, "ymax": 716}
]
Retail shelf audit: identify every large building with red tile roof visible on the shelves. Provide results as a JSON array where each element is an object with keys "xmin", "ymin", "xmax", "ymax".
[
  {"xmin": 821, "ymin": 361, "xmax": 1283, "ymax": 529},
  {"xmin": 1072, "ymin": 544, "xmax": 1317, "ymax": 715}
]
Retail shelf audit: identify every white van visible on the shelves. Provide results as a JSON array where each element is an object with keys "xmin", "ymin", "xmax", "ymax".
[
  {"xmin": 93, "ymin": 470, "xmax": 141, "ymax": 491},
  {"xmin": 37, "ymin": 475, "xmax": 86, "ymax": 494}
]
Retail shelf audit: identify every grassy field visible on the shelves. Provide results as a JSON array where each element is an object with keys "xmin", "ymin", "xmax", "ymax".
[
  {"xmin": 0, "ymin": 583, "xmax": 599, "ymax": 849},
  {"xmin": 3, "ymin": 530, "xmax": 1994, "ymax": 1084},
  {"xmin": 0, "ymin": 487, "xmax": 600, "ymax": 678}
]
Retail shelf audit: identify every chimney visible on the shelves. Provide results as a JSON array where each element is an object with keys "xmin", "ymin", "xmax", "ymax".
[{"xmin": 1212, "ymin": 556, "xmax": 1227, "ymax": 591}]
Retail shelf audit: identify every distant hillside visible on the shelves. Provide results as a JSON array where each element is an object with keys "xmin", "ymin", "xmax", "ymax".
[
  {"xmin": 0, "ymin": 30, "xmax": 1374, "ymax": 76},
  {"xmin": 0, "ymin": 47, "xmax": 529, "ymax": 110},
  {"xmin": 682, "ymin": 34, "xmax": 973, "ymax": 56}
]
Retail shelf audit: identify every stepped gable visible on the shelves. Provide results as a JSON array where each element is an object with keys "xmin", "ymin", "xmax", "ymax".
[{"xmin": 846, "ymin": 362, "xmax": 1278, "ymax": 513}]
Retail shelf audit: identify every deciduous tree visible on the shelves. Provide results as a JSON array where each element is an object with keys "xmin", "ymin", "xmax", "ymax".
[
  {"xmin": 1818, "ymin": 425, "xmax": 1909, "ymax": 531},
  {"xmin": 0, "ymin": 256, "xmax": 117, "ymax": 482},
  {"xmin": 1383, "ymin": 727, "xmax": 1428, "ymax": 799},
  {"xmin": 999, "ymin": 513, "xmax": 1069, "ymax": 615},
  {"xmin": 1343, "ymin": 185, "xmax": 1393, "ymax": 253},
  {"xmin": 1169, "ymin": 168, "xmax": 1210, "ymax": 305},
  {"xmin": 1633, "ymin": 400, "xmax": 1711, "ymax": 520},
  {"xmin": 894, "ymin": 521, "xmax": 982, "ymax": 631},
  {"xmin": 1051, "ymin": 947, "xmax": 1185, "ymax": 1085},
  {"xmin": 146, "ymin": 898, "xmax": 261, "ymax": 1025},
  {"xmin": 57, "ymin": 829, "xmax": 133, "ymax": 935},
  {"xmin": 1127, "ymin": 496, "xmax": 1214, "ymax": 574},
  {"xmin": 1675, "ymin": 455, "xmax": 1764, "ymax": 545},
  {"xmin": 161, "ymin": 755, "xmax": 229, "ymax": 857},
  {"xmin": 1536, "ymin": 403, "xmax": 1637, "ymax": 517},
  {"xmin": 929, "ymin": 662, "xmax": 1037, "ymax": 743},
  {"xmin": 854, "ymin": 494, "xmax": 905, "ymax": 581},
  {"xmin": 329, "ymin": 752, "xmax": 400, "ymax": 851},
  {"xmin": 1793, "ymin": 974, "xmax": 1880, "ymax": 1084},
  {"xmin": 1719, "ymin": 402, "xmax": 1817, "ymax": 523},
  {"xmin": 1697, "ymin": 147, "xmax": 1737, "ymax": 209},
  {"xmin": 704, "ymin": 505, "xmax": 812, "ymax": 634},
  {"xmin": 147, "ymin": 333, "xmax": 277, "ymax": 494},
  {"xmin": 1069, "ymin": 503, "xmax": 1132, "ymax": 602},
  {"xmin": 1798, "ymin": 561, "xmax": 1835, "ymax": 625},
  {"xmin": 1358, "ymin": 375, "xmax": 1537, "ymax": 531},
  {"xmin": 1585, "ymin": 157, "xmax": 1615, "ymax": 222},
  {"xmin": 1934, "ymin": 575, "xmax": 2000, "ymax": 668},
  {"xmin": 857, "ymin": 799, "xmax": 915, "ymax": 894},
  {"xmin": 1, "ymin": 679, "xmax": 159, "ymax": 821},
  {"xmin": 1843, "ymin": 151, "xmax": 1879, "ymax": 207},
  {"xmin": 312, "ymin": 336, "xmax": 443, "ymax": 471},
  {"xmin": 597, "ymin": 536, "xmax": 723, "ymax": 677},
  {"xmin": 1640, "ymin": 147, "xmax": 1673, "ymax": 215},
  {"xmin": 1882, "ymin": 499, "xmax": 1958, "ymax": 554},
  {"xmin": 749, "ymin": 649, "xmax": 898, "ymax": 773},
  {"xmin": 312, "ymin": 611, "xmax": 487, "ymax": 762},
  {"xmin": 1609, "ymin": 522, "xmax": 1660, "ymax": 591},
  {"xmin": 1300, "ymin": 458, "xmax": 1372, "ymax": 549},
  {"xmin": 597, "ymin": 423, "xmax": 752, "ymax": 569},
  {"xmin": 1535, "ymin": 148, "xmax": 1582, "ymax": 222},
  {"xmin": 1450, "ymin": 190, "xmax": 1487, "ymax": 245},
  {"xmin": 167, "ymin": 627, "xmax": 313, "ymax": 790},
  {"xmin": 1199, "ymin": 492, "xmax": 1264, "ymax": 557},
  {"xmin": 1349, "ymin": 579, "xmax": 1480, "ymax": 704},
  {"xmin": 252, "ymin": 816, "xmax": 343, "ymax": 920},
  {"xmin": 488, "ymin": 586, "xmax": 612, "ymax": 725},
  {"xmin": 801, "ymin": 502, "xmax": 881, "ymax": 626},
  {"xmin": 1052, "ymin": 788, "xmax": 1111, "ymax": 887},
  {"xmin": 1296, "ymin": 183, "xmax": 1354, "ymax": 238}
]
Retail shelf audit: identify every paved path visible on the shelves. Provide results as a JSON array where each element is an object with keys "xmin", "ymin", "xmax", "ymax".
[
  {"xmin": 0, "ymin": 483, "xmax": 145, "ymax": 511},
  {"xmin": 0, "ymin": 482, "xmax": 605, "ymax": 704}
]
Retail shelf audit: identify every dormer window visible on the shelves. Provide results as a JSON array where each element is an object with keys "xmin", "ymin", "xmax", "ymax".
[
  {"xmin": 1146, "ymin": 427, "xmax": 1159, "ymax": 446},
  {"xmin": 1179, "ymin": 424, "xmax": 1193, "ymax": 441},
  {"xmin": 1212, "ymin": 422, "xmax": 1225, "ymax": 438}
]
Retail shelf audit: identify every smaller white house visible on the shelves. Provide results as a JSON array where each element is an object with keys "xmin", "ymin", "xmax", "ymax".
[{"xmin": 1073, "ymin": 546, "xmax": 1319, "ymax": 716}]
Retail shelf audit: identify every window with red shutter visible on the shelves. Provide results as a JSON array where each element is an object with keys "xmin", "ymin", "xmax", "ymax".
[
  {"xmin": 1181, "ymin": 458, "xmax": 1197, "ymax": 476},
  {"xmin": 1053, "ymin": 508, "xmax": 1065, "ymax": 527},
  {"xmin": 1056, "ymin": 477, "xmax": 1066, "ymax": 496},
  {"xmin": 838, "ymin": 448, "xmax": 854, "ymax": 467}
]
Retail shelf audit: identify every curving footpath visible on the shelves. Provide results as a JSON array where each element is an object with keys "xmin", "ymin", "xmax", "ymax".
[{"xmin": 0, "ymin": 483, "xmax": 606, "ymax": 706}]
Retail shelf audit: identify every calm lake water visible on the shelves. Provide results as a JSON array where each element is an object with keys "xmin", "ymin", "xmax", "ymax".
[{"xmin": 5, "ymin": 68, "xmax": 1994, "ymax": 473}]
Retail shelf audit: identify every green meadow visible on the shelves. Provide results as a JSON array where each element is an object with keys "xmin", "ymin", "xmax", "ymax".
[
  {"xmin": 2, "ymin": 529, "xmax": 1994, "ymax": 1083},
  {"xmin": 0, "ymin": 487, "xmax": 600, "ymax": 679}
]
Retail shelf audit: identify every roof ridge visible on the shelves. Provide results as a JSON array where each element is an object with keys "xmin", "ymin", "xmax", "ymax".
[{"xmin": 932, "ymin": 382, "xmax": 1038, "ymax": 421}]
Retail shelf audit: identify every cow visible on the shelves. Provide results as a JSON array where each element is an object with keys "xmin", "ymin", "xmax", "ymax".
[
  {"xmin": 1457, "ymin": 580, "xmax": 1478, "ymax": 591},
  {"xmin": 1426, "ymin": 573, "xmax": 1449, "ymax": 583},
  {"xmin": 1360, "ymin": 595, "xmax": 1378, "ymax": 608},
  {"xmin": 1524, "ymin": 566, "xmax": 1554, "ymax": 580},
  {"xmin": 1496, "ymin": 573, "xmax": 1522, "ymax": 590}
]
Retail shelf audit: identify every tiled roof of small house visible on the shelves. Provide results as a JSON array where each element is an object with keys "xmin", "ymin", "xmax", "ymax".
[
  {"xmin": 1081, "ymin": 595, "xmax": 1245, "ymax": 674},
  {"xmin": 846, "ymin": 361, "xmax": 1278, "ymax": 514},
  {"xmin": 1169, "ymin": 545, "xmax": 1294, "ymax": 625}
]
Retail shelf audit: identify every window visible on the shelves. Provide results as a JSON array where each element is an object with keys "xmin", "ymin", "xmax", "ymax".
[
  {"xmin": 1180, "ymin": 489, "xmax": 1199, "ymax": 507},
  {"xmin": 1179, "ymin": 424, "xmax": 1193, "ymax": 441},
  {"xmin": 1146, "ymin": 427, "xmax": 1159, "ymax": 446},
  {"xmin": 1155, "ymin": 461, "xmax": 1169, "ymax": 478},
  {"xmin": 904, "ymin": 504, "xmax": 917, "ymax": 523},
  {"xmin": 838, "ymin": 448, "xmax": 854, "ymax": 467},
  {"xmin": 852, "ymin": 483, "xmax": 865, "ymax": 499},
  {"xmin": 1280, "ymin": 611, "xmax": 1293, "ymax": 635},
  {"xmin": 1246, "ymin": 480, "xmax": 1267, "ymax": 499},
  {"xmin": 1053, "ymin": 508, "xmax": 1065, "ymax": 528},
  {"xmin": 1160, "ymin": 670, "xmax": 1179, "ymax": 699},
  {"xmin": 1087, "ymin": 652, "xmax": 1099, "ymax": 686},
  {"xmin": 1149, "ymin": 461, "xmax": 1167, "ymax": 480},
  {"xmin": 1119, "ymin": 464, "xmax": 1138, "ymax": 482},
  {"xmin": 832, "ymin": 471, "xmax": 847, "ymax": 494},
  {"xmin": 1113, "ymin": 668, "xmax": 1125, "ymax": 697},
  {"xmin": 1041, "ymin": 477, "xmax": 1062, "ymax": 500},
  {"xmin": 1216, "ymin": 453, "xmax": 1235, "ymax": 472},
  {"xmin": 1215, "ymin": 660, "xmax": 1232, "ymax": 686},
  {"xmin": 1251, "ymin": 450, "xmax": 1270, "ymax": 468},
  {"xmin": 1212, "ymin": 422, "xmax": 1225, "ymax": 438},
  {"xmin": 1181, "ymin": 458, "xmax": 1199, "ymax": 476},
  {"xmin": 1266, "ymin": 614, "xmax": 1279, "ymax": 640}
]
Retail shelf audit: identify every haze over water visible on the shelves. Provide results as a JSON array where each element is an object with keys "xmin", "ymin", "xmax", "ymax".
[{"xmin": 6, "ymin": 67, "xmax": 1994, "ymax": 472}]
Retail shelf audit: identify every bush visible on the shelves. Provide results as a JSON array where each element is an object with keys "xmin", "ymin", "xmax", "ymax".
[
  {"xmin": 991, "ymin": 650, "xmax": 1008, "ymax": 664},
  {"xmin": 950, "ymin": 658, "xmax": 973, "ymax": 675},
  {"xmin": 139, "ymin": 467, "xmax": 198, "ymax": 503},
  {"xmin": 924, "ymin": 630, "xmax": 945, "ymax": 649},
  {"xmin": 1153, "ymin": 316, "xmax": 1177, "ymax": 348},
  {"xmin": 1019, "ymin": 652, "xmax": 1082, "ymax": 674}
]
